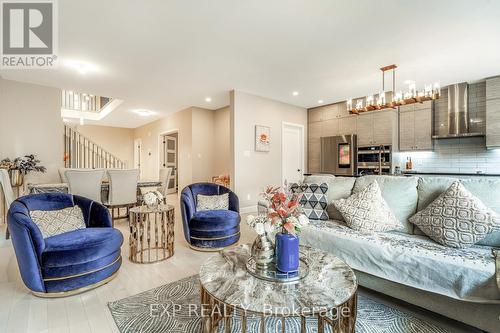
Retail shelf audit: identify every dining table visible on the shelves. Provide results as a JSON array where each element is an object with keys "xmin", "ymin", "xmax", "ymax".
[{"xmin": 27, "ymin": 180, "xmax": 162, "ymax": 203}]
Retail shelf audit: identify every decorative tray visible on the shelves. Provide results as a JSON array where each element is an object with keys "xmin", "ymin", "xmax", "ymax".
[{"xmin": 245, "ymin": 255, "xmax": 309, "ymax": 284}]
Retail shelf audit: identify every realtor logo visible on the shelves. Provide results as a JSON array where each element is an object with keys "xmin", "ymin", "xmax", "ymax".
[{"xmin": 1, "ymin": 0, "xmax": 58, "ymax": 68}]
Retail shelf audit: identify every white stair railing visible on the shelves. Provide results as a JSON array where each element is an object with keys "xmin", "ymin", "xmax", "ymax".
[{"xmin": 64, "ymin": 125, "xmax": 126, "ymax": 169}]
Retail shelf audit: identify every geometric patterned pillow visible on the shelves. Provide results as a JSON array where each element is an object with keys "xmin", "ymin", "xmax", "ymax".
[
  {"xmin": 196, "ymin": 193, "xmax": 229, "ymax": 211},
  {"xmin": 290, "ymin": 183, "xmax": 329, "ymax": 220},
  {"xmin": 30, "ymin": 206, "xmax": 86, "ymax": 238},
  {"xmin": 409, "ymin": 181, "xmax": 500, "ymax": 248},
  {"xmin": 333, "ymin": 181, "xmax": 402, "ymax": 232}
]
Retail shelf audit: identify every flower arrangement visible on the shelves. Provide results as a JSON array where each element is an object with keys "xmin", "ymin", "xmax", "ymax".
[
  {"xmin": 0, "ymin": 155, "xmax": 46, "ymax": 174},
  {"xmin": 143, "ymin": 190, "xmax": 164, "ymax": 208},
  {"xmin": 246, "ymin": 214, "xmax": 274, "ymax": 237},
  {"xmin": 262, "ymin": 185, "xmax": 309, "ymax": 236}
]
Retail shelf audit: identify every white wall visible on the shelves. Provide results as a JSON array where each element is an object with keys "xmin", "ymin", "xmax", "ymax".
[
  {"xmin": 231, "ymin": 90, "xmax": 307, "ymax": 209},
  {"xmin": 214, "ymin": 106, "xmax": 231, "ymax": 176},
  {"xmin": 0, "ymin": 77, "xmax": 63, "ymax": 184},
  {"xmin": 191, "ymin": 107, "xmax": 216, "ymax": 183},
  {"xmin": 0, "ymin": 77, "xmax": 63, "ymax": 222},
  {"xmin": 133, "ymin": 107, "xmax": 193, "ymax": 190}
]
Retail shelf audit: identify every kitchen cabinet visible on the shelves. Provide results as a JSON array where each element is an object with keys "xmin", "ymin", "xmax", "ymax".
[
  {"xmin": 398, "ymin": 101, "xmax": 433, "ymax": 151},
  {"xmin": 308, "ymin": 108, "xmax": 323, "ymax": 123},
  {"xmin": 356, "ymin": 109, "xmax": 398, "ymax": 147},
  {"xmin": 356, "ymin": 113, "xmax": 373, "ymax": 146},
  {"xmin": 486, "ymin": 77, "xmax": 500, "ymax": 148},
  {"xmin": 338, "ymin": 115, "xmax": 357, "ymax": 134},
  {"xmin": 321, "ymin": 118, "xmax": 339, "ymax": 136}
]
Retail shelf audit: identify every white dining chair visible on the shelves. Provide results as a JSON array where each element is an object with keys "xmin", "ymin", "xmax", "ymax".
[
  {"xmin": 65, "ymin": 169, "xmax": 105, "ymax": 203},
  {"xmin": 159, "ymin": 167, "xmax": 173, "ymax": 197},
  {"xmin": 0, "ymin": 169, "xmax": 15, "ymax": 239},
  {"xmin": 105, "ymin": 169, "xmax": 140, "ymax": 225}
]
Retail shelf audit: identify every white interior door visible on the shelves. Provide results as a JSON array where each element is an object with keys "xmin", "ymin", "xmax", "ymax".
[
  {"xmin": 282, "ymin": 123, "xmax": 304, "ymax": 186},
  {"xmin": 133, "ymin": 138, "xmax": 142, "ymax": 173},
  {"xmin": 163, "ymin": 135, "xmax": 178, "ymax": 194}
]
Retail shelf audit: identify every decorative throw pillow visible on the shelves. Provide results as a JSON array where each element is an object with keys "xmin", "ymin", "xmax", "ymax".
[
  {"xmin": 333, "ymin": 181, "xmax": 402, "ymax": 232},
  {"xmin": 196, "ymin": 193, "xmax": 229, "ymax": 211},
  {"xmin": 290, "ymin": 183, "xmax": 329, "ymax": 220},
  {"xmin": 409, "ymin": 181, "xmax": 500, "ymax": 248},
  {"xmin": 30, "ymin": 206, "xmax": 86, "ymax": 238}
]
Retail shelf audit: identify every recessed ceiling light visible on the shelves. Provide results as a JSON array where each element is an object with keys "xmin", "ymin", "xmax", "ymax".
[
  {"xmin": 292, "ymin": 91, "xmax": 299, "ymax": 96},
  {"xmin": 131, "ymin": 109, "xmax": 156, "ymax": 117},
  {"xmin": 205, "ymin": 97, "xmax": 212, "ymax": 102},
  {"xmin": 63, "ymin": 59, "xmax": 99, "ymax": 75},
  {"xmin": 318, "ymin": 100, "xmax": 324, "ymax": 104}
]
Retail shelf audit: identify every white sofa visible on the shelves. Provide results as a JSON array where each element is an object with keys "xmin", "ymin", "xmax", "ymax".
[{"xmin": 289, "ymin": 174, "xmax": 500, "ymax": 332}]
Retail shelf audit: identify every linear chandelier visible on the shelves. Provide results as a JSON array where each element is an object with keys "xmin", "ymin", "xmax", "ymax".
[{"xmin": 346, "ymin": 64, "xmax": 440, "ymax": 114}]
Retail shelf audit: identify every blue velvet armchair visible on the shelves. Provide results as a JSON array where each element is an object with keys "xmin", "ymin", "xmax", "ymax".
[
  {"xmin": 180, "ymin": 183, "xmax": 240, "ymax": 251},
  {"xmin": 7, "ymin": 193, "xmax": 123, "ymax": 297}
]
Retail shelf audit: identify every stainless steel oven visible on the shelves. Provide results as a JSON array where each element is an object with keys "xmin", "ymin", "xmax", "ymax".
[
  {"xmin": 357, "ymin": 145, "xmax": 392, "ymax": 175},
  {"xmin": 320, "ymin": 135, "xmax": 357, "ymax": 176}
]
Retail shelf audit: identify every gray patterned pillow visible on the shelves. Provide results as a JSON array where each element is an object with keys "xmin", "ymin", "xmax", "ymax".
[
  {"xmin": 30, "ymin": 206, "xmax": 86, "ymax": 238},
  {"xmin": 333, "ymin": 181, "xmax": 402, "ymax": 232},
  {"xmin": 409, "ymin": 181, "xmax": 500, "ymax": 248},
  {"xmin": 290, "ymin": 183, "xmax": 329, "ymax": 220},
  {"xmin": 196, "ymin": 193, "xmax": 229, "ymax": 211}
]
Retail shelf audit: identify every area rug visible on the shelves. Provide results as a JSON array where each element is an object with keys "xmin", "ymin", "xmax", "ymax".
[{"xmin": 108, "ymin": 275, "xmax": 449, "ymax": 333}]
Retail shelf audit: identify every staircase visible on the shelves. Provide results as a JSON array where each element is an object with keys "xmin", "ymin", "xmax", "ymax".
[{"xmin": 64, "ymin": 125, "xmax": 126, "ymax": 169}]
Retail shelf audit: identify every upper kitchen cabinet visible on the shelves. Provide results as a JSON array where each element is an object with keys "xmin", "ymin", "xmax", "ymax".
[
  {"xmin": 308, "ymin": 107, "xmax": 323, "ymax": 123},
  {"xmin": 357, "ymin": 109, "xmax": 398, "ymax": 147},
  {"xmin": 398, "ymin": 101, "xmax": 433, "ymax": 151},
  {"xmin": 486, "ymin": 77, "xmax": 500, "ymax": 148},
  {"xmin": 338, "ymin": 115, "xmax": 357, "ymax": 135}
]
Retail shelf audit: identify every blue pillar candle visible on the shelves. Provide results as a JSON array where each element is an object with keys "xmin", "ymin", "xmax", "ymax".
[{"xmin": 275, "ymin": 232, "xmax": 299, "ymax": 273}]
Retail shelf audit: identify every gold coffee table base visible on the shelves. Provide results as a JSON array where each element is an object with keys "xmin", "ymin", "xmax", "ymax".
[
  {"xmin": 200, "ymin": 285, "xmax": 357, "ymax": 333},
  {"xmin": 129, "ymin": 205, "xmax": 175, "ymax": 264}
]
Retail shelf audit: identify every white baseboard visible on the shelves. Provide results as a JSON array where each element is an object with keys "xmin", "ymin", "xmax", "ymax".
[{"xmin": 240, "ymin": 205, "xmax": 258, "ymax": 214}]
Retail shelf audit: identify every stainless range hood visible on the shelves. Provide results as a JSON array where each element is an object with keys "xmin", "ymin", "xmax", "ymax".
[{"xmin": 432, "ymin": 82, "xmax": 485, "ymax": 139}]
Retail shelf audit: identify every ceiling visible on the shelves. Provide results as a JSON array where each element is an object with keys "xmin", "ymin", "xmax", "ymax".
[{"xmin": 2, "ymin": 0, "xmax": 500, "ymax": 128}]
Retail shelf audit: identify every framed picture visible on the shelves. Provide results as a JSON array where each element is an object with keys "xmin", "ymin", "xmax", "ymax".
[{"xmin": 255, "ymin": 125, "xmax": 271, "ymax": 152}]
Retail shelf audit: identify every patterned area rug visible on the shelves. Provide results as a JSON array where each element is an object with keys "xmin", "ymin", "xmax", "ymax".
[{"xmin": 108, "ymin": 275, "xmax": 449, "ymax": 333}]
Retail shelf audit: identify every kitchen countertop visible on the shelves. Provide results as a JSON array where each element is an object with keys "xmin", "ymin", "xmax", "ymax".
[{"xmin": 402, "ymin": 171, "xmax": 500, "ymax": 177}]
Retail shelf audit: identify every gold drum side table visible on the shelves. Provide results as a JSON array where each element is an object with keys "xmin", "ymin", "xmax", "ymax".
[{"xmin": 129, "ymin": 204, "xmax": 175, "ymax": 264}]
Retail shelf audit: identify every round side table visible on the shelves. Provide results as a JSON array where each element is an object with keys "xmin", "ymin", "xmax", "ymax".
[{"xmin": 129, "ymin": 204, "xmax": 175, "ymax": 263}]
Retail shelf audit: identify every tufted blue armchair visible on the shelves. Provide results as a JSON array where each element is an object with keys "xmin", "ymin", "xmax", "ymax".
[
  {"xmin": 180, "ymin": 183, "xmax": 240, "ymax": 251},
  {"xmin": 7, "ymin": 193, "xmax": 123, "ymax": 297}
]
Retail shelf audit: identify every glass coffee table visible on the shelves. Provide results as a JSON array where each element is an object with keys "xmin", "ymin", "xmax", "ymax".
[{"xmin": 199, "ymin": 244, "xmax": 357, "ymax": 333}]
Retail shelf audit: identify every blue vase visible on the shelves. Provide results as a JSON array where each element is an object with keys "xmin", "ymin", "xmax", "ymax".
[{"xmin": 275, "ymin": 232, "xmax": 299, "ymax": 273}]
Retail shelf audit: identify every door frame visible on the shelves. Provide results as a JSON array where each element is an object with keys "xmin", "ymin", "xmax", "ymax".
[
  {"xmin": 281, "ymin": 122, "xmax": 305, "ymax": 186},
  {"xmin": 158, "ymin": 129, "xmax": 179, "ymax": 194}
]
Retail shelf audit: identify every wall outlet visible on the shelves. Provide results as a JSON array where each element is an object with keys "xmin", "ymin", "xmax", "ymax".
[
  {"xmin": 246, "ymin": 194, "xmax": 251, "ymax": 200},
  {"xmin": 244, "ymin": 150, "xmax": 251, "ymax": 157}
]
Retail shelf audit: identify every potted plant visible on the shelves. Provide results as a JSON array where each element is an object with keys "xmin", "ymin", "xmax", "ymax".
[
  {"xmin": 0, "ymin": 155, "xmax": 47, "ymax": 187},
  {"xmin": 261, "ymin": 185, "xmax": 309, "ymax": 273}
]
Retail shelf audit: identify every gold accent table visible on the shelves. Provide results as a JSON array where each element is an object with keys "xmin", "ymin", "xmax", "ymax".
[
  {"xmin": 199, "ymin": 245, "xmax": 357, "ymax": 333},
  {"xmin": 129, "ymin": 204, "xmax": 175, "ymax": 264}
]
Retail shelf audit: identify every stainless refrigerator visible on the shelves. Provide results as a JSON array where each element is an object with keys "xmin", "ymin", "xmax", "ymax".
[{"xmin": 320, "ymin": 135, "xmax": 357, "ymax": 176}]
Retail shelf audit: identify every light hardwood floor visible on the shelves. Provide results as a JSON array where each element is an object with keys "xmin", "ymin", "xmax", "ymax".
[{"xmin": 0, "ymin": 194, "xmax": 478, "ymax": 333}]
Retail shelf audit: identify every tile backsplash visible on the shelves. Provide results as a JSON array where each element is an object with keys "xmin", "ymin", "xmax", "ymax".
[{"xmin": 394, "ymin": 137, "xmax": 500, "ymax": 174}]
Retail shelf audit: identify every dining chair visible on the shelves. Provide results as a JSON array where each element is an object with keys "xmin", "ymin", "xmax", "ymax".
[
  {"xmin": 65, "ymin": 169, "xmax": 105, "ymax": 203},
  {"xmin": 159, "ymin": 167, "xmax": 173, "ymax": 196},
  {"xmin": 0, "ymin": 169, "xmax": 15, "ymax": 239},
  {"xmin": 105, "ymin": 169, "xmax": 140, "ymax": 225}
]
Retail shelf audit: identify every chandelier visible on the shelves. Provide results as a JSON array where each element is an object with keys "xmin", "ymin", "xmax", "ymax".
[{"xmin": 346, "ymin": 64, "xmax": 440, "ymax": 114}]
